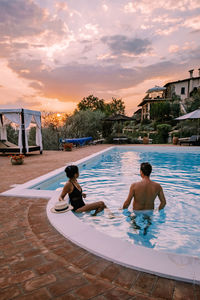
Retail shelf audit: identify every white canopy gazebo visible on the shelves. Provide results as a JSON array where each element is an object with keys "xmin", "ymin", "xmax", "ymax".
[{"xmin": 0, "ymin": 108, "xmax": 43, "ymax": 154}]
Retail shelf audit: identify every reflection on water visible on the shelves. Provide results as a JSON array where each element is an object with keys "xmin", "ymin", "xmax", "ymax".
[
  {"xmin": 122, "ymin": 209, "xmax": 167, "ymax": 249},
  {"xmin": 77, "ymin": 148, "xmax": 200, "ymax": 257},
  {"xmin": 42, "ymin": 147, "xmax": 200, "ymax": 257},
  {"xmin": 130, "ymin": 212, "xmax": 152, "ymax": 235}
]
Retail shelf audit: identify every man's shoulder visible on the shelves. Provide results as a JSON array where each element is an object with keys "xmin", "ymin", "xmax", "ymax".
[
  {"xmin": 131, "ymin": 181, "xmax": 141, "ymax": 186},
  {"xmin": 150, "ymin": 180, "xmax": 162, "ymax": 189},
  {"xmin": 150, "ymin": 179, "xmax": 160, "ymax": 185},
  {"xmin": 131, "ymin": 181, "xmax": 143, "ymax": 189}
]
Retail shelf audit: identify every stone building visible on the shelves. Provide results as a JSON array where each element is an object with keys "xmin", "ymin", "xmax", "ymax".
[
  {"xmin": 164, "ymin": 69, "xmax": 200, "ymax": 101},
  {"xmin": 137, "ymin": 86, "xmax": 168, "ymax": 120},
  {"xmin": 137, "ymin": 69, "xmax": 200, "ymax": 120}
]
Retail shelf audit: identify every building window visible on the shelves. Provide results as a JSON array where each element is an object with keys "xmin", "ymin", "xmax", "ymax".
[{"xmin": 181, "ymin": 87, "xmax": 185, "ymax": 95}]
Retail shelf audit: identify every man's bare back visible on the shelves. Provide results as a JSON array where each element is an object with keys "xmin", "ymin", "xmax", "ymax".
[{"xmin": 123, "ymin": 162, "xmax": 166, "ymax": 211}]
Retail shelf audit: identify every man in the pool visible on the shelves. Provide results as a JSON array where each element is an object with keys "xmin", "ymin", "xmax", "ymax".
[{"xmin": 123, "ymin": 162, "xmax": 166, "ymax": 211}]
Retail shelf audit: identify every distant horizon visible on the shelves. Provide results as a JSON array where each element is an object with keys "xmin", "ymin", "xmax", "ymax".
[{"xmin": 0, "ymin": 0, "xmax": 200, "ymax": 116}]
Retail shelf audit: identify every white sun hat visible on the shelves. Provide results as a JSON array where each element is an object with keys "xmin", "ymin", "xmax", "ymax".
[{"xmin": 51, "ymin": 200, "xmax": 73, "ymax": 214}]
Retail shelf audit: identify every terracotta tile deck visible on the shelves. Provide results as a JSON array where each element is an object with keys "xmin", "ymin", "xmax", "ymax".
[{"xmin": 0, "ymin": 146, "xmax": 199, "ymax": 299}]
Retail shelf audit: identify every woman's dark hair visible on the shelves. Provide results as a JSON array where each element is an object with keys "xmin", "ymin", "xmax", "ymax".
[
  {"xmin": 140, "ymin": 162, "xmax": 152, "ymax": 177},
  {"xmin": 65, "ymin": 165, "xmax": 79, "ymax": 179}
]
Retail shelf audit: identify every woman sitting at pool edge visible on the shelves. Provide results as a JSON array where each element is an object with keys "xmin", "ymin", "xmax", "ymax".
[{"xmin": 59, "ymin": 165, "xmax": 107, "ymax": 215}]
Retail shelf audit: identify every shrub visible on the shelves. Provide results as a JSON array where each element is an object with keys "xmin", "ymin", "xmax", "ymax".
[
  {"xmin": 157, "ymin": 124, "xmax": 172, "ymax": 143},
  {"xmin": 42, "ymin": 125, "xmax": 61, "ymax": 150},
  {"xmin": 6, "ymin": 124, "xmax": 18, "ymax": 145},
  {"xmin": 64, "ymin": 110, "xmax": 105, "ymax": 139},
  {"xmin": 141, "ymin": 118, "xmax": 151, "ymax": 125},
  {"xmin": 28, "ymin": 127, "xmax": 36, "ymax": 146}
]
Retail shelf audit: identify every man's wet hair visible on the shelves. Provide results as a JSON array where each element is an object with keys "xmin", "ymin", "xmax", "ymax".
[
  {"xmin": 65, "ymin": 165, "xmax": 79, "ymax": 179},
  {"xmin": 140, "ymin": 162, "xmax": 152, "ymax": 177}
]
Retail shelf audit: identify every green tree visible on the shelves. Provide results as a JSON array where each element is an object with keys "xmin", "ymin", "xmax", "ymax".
[
  {"xmin": 171, "ymin": 93, "xmax": 181, "ymax": 102},
  {"xmin": 64, "ymin": 110, "xmax": 105, "ymax": 139},
  {"xmin": 150, "ymin": 101, "xmax": 179, "ymax": 120},
  {"xmin": 106, "ymin": 97, "xmax": 125, "ymax": 115},
  {"xmin": 77, "ymin": 95, "xmax": 126, "ymax": 116},
  {"xmin": 188, "ymin": 89, "xmax": 200, "ymax": 112},
  {"xmin": 170, "ymin": 102, "xmax": 180, "ymax": 118},
  {"xmin": 41, "ymin": 112, "xmax": 68, "ymax": 128},
  {"xmin": 28, "ymin": 127, "xmax": 36, "ymax": 146},
  {"xmin": 170, "ymin": 94, "xmax": 181, "ymax": 118},
  {"xmin": 6, "ymin": 124, "xmax": 18, "ymax": 145},
  {"xmin": 157, "ymin": 124, "xmax": 172, "ymax": 143},
  {"xmin": 42, "ymin": 124, "xmax": 61, "ymax": 150},
  {"xmin": 77, "ymin": 95, "xmax": 106, "ymax": 112}
]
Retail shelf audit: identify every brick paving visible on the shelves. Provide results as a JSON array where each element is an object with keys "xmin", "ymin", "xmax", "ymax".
[{"xmin": 0, "ymin": 146, "xmax": 199, "ymax": 299}]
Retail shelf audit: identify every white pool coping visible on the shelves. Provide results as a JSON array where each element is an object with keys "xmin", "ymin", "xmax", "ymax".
[
  {"xmin": 0, "ymin": 147, "xmax": 113, "ymax": 198},
  {"xmin": 1, "ymin": 145, "xmax": 200, "ymax": 284},
  {"xmin": 47, "ymin": 192, "xmax": 200, "ymax": 284}
]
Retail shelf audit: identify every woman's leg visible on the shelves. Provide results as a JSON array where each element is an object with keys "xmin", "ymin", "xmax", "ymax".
[{"xmin": 76, "ymin": 201, "xmax": 106, "ymax": 215}]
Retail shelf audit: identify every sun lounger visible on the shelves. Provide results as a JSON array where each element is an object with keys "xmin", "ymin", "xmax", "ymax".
[
  {"xmin": 0, "ymin": 140, "xmax": 41, "ymax": 154},
  {"xmin": 59, "ymin": 137, "xmax": 93, "ymax": 147},
  {"xmin": 113, "ymin": 137, "xmax": 128, "ymax": 144},
  {"xmin": 91, "ymin": 139, "xmax": 105, "ymax": 145},
  {"xmin": 179, "ymin": 135, "xmax": 200, "ymax": 146}
]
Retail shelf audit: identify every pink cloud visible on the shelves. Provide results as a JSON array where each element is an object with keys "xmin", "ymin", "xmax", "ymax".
[{"xmin": 169, "ymin": 45, "xmax": 180, "ymax": 53}]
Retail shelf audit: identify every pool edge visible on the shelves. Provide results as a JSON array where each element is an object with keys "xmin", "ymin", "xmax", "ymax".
[
  {"xmin": 2, "ymin": 145, "xmax": 200, "ymax": 284},
  {"xmin": 47, "ymin": 192, "xmax": 200, "ymax": 284}
]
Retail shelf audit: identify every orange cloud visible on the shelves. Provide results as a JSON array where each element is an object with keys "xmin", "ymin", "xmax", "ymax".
[
  {"xmin": 183, "ymin": 16, "xmax": 200, "ymax": 30},
  {"xmin": 169, "ymin": 45, "xmax": 180, "ymax": 53}
]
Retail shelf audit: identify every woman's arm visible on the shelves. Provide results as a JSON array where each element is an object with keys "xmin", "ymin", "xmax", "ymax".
[{"xmin": 59, "ymin": 182, "xmax": 72, "ymax": 201}]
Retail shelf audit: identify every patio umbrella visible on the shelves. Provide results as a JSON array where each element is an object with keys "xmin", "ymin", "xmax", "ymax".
[
  {"xmin": 146, "ymin": 86, "xmax": 166, "ymax": 93},
  {"xmin": 175, "ymin": 108, "xmax": 200, "ymax": 120},
  {"xmin": 175, "ymin": 108, "xmax": 200, "ymax": 135},
  {"xmin": 102, "ymin": 114, "xmax": 133, "ymax": 137}
]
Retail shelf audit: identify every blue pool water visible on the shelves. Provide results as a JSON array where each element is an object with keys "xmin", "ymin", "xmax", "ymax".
[{"xmin": 33, "ymin": 146, "xmax": 200, "ymax": 257}]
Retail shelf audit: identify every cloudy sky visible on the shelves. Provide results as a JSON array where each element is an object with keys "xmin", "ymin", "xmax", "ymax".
[{"xmin": 0, "ymin": 0, "xmax": 200, "ymax": 115}]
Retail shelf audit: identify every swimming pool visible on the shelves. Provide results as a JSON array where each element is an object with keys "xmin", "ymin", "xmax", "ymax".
[
  {"xmin": 2, "ymin": 146, "xmax": 200, "ymax": 283},
  {"xmin": 33, "ymin": 146, "xmax": 200, "ymax": 258}
]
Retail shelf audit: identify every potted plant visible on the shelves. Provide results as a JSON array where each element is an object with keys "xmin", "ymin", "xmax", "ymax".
[
  {"xmin": 9, "ymin": 154, "xmax": 24, "ymax": 165},
  {"xmin": 172, "ymin": 133, "xmax": 179, "ymax": 145},
  {"xmin": 63, "ymin": 143, "xmax": 73, "ymax": 151},
  {"xmin": 143, "ymin": 136, "xmax": 149, "ymax": 144}
]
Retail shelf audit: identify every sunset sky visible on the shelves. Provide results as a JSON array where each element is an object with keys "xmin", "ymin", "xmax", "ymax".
[{"xmin": 0, "ymin": 0, "xmax": 200, "ymax": 115}]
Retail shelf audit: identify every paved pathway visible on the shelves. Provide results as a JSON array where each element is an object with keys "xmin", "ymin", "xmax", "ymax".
[{"xmin": 0, "ymin": 146, "xmax": 199, "ymax": 299}]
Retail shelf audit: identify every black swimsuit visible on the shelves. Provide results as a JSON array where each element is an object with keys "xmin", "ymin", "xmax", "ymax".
[{"xmin": 69, "ymin": 182, "xmax": 85, "ymax": 211}]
